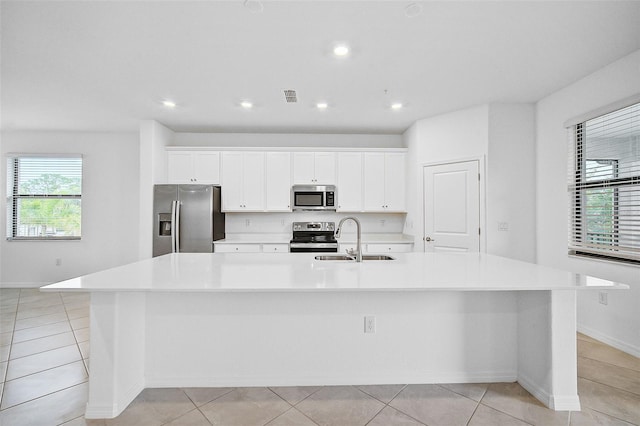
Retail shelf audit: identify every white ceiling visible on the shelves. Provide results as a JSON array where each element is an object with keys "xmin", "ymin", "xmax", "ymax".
[{"xmin": 2, "ymin": 1, "xmax": 639, "ymax": 135}]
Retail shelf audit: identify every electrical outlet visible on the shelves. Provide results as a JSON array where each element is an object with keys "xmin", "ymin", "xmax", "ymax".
[
  {"xmin": 55, "ymin": 258, "xmax": 62, "ymax": 266},
  {"xmin": 380, "ymin": 219, "xmax": 386, "ymax": 227},
  {"xmin": 498, "ymin": 222, "xmax": 509, "ymax": 231},
  {"xmin": 598, "ymin": 292, "xmax": 608, "ymax": 305},
  {"xmin": 245, "ymin": 219, "xmax": 251, "ymax": 227},
  {"xmin": 364, "ymin": 316, "xmax": 376, "ymax": 334}
]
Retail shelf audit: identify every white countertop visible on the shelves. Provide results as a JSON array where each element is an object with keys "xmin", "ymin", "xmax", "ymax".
[
  {"xmin": 215, "ymin": 233, "xmax": 415, "ymax": 245},
  {"xmin": 41, "ymin": 252, "xmax": 629, "ymax": 293}
]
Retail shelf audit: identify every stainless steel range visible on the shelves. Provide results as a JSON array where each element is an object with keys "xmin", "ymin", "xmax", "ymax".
[{"xmin": 289, "ymin": 222, "xmax": 338, "ymax": 253}]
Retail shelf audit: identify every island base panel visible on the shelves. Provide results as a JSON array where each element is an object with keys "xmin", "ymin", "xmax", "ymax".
[{"xmin": 85, "ymin": 290, "xmax": 580, "ymax": 418}]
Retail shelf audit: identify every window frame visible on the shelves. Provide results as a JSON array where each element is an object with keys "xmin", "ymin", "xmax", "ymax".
[
  {"xmin": 568, "ymin": 102, "xmax": 640, "ymax": 265},
  {"xmin": 6, "ymin": 154, "xmax": 83, "ymax": 241}
]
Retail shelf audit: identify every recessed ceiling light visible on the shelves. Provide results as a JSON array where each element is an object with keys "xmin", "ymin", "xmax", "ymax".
[
  {"xmin": 162, "ymin": 100, "xmax": 176, "ymax": 108},
  {"xmin": 391, "ymin": 103, "xmax": 403, "ymax": 110},
  {"xmin": 317, "ymin": 102, "xmax": 328, "ymax": 109},
  {"xmin": 240, "ymin": 101, "xmax": 253, "ymax": 109},
  {"xmin": 243, "ymin": 0, "xmax": 264, "ymax": 13},
  {"xmin": 333, "ymin": 45, "xmax": 350, "ymax": 57},
  {"xmin": 405, "ymin": 3, "xmax": 423, "ymax": 18}
]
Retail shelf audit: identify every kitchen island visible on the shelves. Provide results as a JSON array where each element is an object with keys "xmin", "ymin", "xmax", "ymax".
[{"xmin": 41, "ymin": 252, "xmax": 628, "ymax": 419}]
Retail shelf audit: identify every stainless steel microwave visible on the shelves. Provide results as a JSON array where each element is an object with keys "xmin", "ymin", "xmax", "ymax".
[{"xmin": 291, "ymin": 185, "xmax": 336, "ymax": 211}]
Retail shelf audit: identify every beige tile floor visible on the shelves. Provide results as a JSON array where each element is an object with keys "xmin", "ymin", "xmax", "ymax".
[{"xmin": 0, "ymin": 288, "xmax": 639, "ymax": 426}]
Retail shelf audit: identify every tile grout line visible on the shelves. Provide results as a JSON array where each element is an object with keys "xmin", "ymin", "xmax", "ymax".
[
  {"xmin": 0, "ymin": 292, "xmax": 19, "ymax": 410},
  {"xmin": 61, "ymin": 292, "xmax": 90, "ymax": 378},
  {"xmin": 473, "ymin": 384, "xmax": 537, "ymax": 426},
  {"xmin": 0, "ymin": 380, "xmax": 89, "ymax": 413},
  {"xmin": 583, "ymin": 406, "xmax": 640, "ymax": 426},
  {"xmin": 578, "ymin": 353, "xmax": 640, "ymax": 375},
  {"xmin": 4, "ymin": 355, "xmax": 86, "ymax": 383},
  {"xmin": 577, "ymin": 361, "xmax": 640, "ymax": 398}
]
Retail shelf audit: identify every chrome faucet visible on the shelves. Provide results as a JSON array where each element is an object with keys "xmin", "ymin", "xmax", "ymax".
[{"xmin": 335, "ymin": 216, "xmax": 362, "ymax": 262}]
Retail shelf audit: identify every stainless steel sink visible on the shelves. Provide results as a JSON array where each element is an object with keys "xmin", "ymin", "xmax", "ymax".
[
  {"xmin": 362, "ymin": 255, "xmax": 395, "ymax": 260},
  {"xmin": 314, "ymin": 255, "xmax": 395, "ymax": 261}
]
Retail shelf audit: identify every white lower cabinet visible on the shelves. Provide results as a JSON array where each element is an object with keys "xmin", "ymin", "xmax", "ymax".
[
  {"xmin": 215, "ymin": 244, "xmax": 262, "ymax": 253},
  {"xmin": 215, "ymin": 243, "xmax": 289, "ymax": 253},
  {"xmin": 338, "ymin": 243, "xmax": 414, "ymax": 254},
  {"xmin": 366, "ymin": 243, "xmax": 413, "ymax": 253},
  {"xmin": 261, "ymin": 244, "xmax": 289, "ymax": 253}
]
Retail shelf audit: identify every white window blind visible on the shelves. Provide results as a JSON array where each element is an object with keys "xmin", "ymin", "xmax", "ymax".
[
  {"xmin": 568, "ymin": 102, "xmax": 640, "ymax": 264},
  {"xmin": 6, "ymin": 155, "xmax": 83, "ymax": 240}
]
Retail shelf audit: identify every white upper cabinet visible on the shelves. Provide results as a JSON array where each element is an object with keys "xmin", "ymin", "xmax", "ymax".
[
  {"xmin": 221, "ymin": 151, "xmax": 265, "ymax": 211},
  {"xmin": 167, "ymin": 151, "xmax": 220, "ymax": 184},
  {"xmin": 292, "ymin": 152, "xmax": 336, "ymax": 184},
  {"xmin": 265, "ymin": 152, "xmax": 292, "ymax": 211},
  {"xmin": 363, "ymin": 152, "xmax": 406, "ymax": 212},
  {"xmin": 383, "ymin": 152, "xmax": 405, "ymax": 211},
  {"xmin": 336, "ymin": 152, "xmax": 363, "ymax": 212}
]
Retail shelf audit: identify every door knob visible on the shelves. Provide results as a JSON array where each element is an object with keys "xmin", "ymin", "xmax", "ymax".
[{"xmin": 424, "ymin": 236, "xmax": 435, "ymax": 242}]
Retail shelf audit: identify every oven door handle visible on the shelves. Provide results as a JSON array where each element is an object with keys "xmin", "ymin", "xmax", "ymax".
[{"xmin": 289, "ymin": 243, "xmax": 339, "ymax": 249}]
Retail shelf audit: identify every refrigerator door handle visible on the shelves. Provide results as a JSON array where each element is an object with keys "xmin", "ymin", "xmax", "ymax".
[
  {"xmin": 175, "ymin": 200, "xmax": 181, "ymax": 253},
  {"xmin": 171, "ymin": 200, "xmax": 177, "ymax": 253}
]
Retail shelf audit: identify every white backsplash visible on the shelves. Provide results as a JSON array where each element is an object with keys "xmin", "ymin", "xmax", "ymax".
[{"xmin": 225, "ymin": 212, "xmax": 406, "ymax": 235}]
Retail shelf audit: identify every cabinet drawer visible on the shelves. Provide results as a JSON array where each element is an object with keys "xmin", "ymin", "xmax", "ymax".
[
  {"xmin": 215, "ymin": 244, "xmax": 261, "ymax": 253},
  {"xmin": 262, "ymin": 244, "xmax": 290, "ymax": 253},
  {"xmin": 366, "ymin": 243, "xmax": 413, "ymax": 253}
]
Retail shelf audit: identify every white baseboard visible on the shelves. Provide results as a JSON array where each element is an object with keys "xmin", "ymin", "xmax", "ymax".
[
  {"xmin": 145, "ymin": 370, "xmax": 518, "ymax": 389},
  {"xmin": 0, "ymin": 282, "xmax": 51, "ymax": 289},
  {"xmin": 518, "ymin": 373, "xmax": 581, "ymax": 411},
  {"xmin": 85, "ymin": 379, "xmax": 144, "ymax": 419},
  {"xmin": 578, "ymin": 324, "xmax": 640, "ymax": 358}
]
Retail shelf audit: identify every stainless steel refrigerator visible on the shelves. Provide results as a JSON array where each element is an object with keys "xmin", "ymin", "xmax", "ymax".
[{"xmin": 153, "ymin": 185, "xmax": 225, "ymax": 257}]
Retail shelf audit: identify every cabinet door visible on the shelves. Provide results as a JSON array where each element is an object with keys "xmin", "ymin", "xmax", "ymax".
[
  {"xmin": 363, "ymin": 153, "xmax": 386, "ymax": 211},
  {"xmin": 192, "ymin": 152, "xmax": 220, "ymax": 184},
  {"xmin": 167, "ymin": 151, "xmax": 193, "ymax": 183},
  {"xmin": 221, "ymin": 152, "xmax": 243, "ymax": 211},
  {"xmin": 384, "ymin": 153, "xmax": 406, "ymax": 211},
  {"xmin": 292, "ymin": 152, "xmax": 315, "ymax": 184},
  {"xmin": 241, "ymin": 152, "xmax": 265, "ymax": 211},
  {"xmin": 336, "ymin": 152, "xmax": 362, "ymax": 212},
  {"xmin": 313, "ymin": 152, "xmax": 336, "ymax": 184},
  {"xmin": 266, "ymin": 152, "xmax": 291, "ymax": 211}
]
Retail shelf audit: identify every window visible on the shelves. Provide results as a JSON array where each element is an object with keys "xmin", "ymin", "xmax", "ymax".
[
  {"xmin": 568, "ymin": 101, "xmax": 640, "ymax": 264},
  {"xmin": 6, "ymin": 155, "xmax": 83, "ymax": 240}
]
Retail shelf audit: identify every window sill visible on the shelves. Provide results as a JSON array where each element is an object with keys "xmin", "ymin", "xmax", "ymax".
[{"xmin": 568, "ymin": 251, "xmax": 640, "ymax": 267}]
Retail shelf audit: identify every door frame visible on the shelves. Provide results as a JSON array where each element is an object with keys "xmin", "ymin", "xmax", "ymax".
[{"xmin": 420, "ymin": 156, "xmax": 487, "ymax": 253}]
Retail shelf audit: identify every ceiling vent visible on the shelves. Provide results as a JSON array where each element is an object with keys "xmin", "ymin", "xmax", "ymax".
[{"xmin": 284, "ymin": 90, "xmax": 298, "ymax": 103}]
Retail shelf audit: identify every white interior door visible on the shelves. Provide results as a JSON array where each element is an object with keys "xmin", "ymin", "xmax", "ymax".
[{"xmin": 423, "ymin": 160, "xmax": 480, "ymax": 252}]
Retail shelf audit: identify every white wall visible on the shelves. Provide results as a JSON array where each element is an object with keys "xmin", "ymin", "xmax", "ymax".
[
  {"xmin": 403, "ymin": 105, "xmax": 489, "ymax": 253},
  {"xmin": 139, "ymin": 120, "xmax": 174, "ymax": 259},
  {"xmin": 403, "ymin": 104, "xmax": 536, "ymax": 262},
  {"xmin": 536, "ymin": 49, "xmax": 640, "ymax": 356},
  {"xmin": 173, "ymin": 132, "xmax": 403, "ymax": 148},
  {"xmin": 487, "ymin": 104, "xmax": 536, "ymax": 262},
  {"xmin": 0, "ymin": 132, "xmax": 140, "ymax": 286}
]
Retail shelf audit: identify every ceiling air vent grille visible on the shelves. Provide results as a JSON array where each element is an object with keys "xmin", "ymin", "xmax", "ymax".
[{"xmin": 284, "ymin": 90, "xmax": 298, "ymax": 103}]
